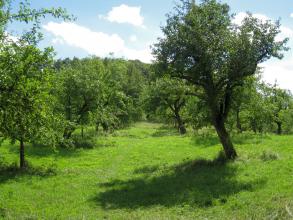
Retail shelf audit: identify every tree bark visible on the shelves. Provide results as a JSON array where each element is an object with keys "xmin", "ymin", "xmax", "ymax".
[
  {"xmin": 102, "ymin": 122, "xmax": 108, "ymax": 132},
  {"xmin": 81, "ymin": 127, "xmax": 84, "ymax": 138},
  {"xmin": 276, "ymin": 122, "xmax": 282, "ymax": 135},
  {"xmin": 63, "ymin": 127, "xmax": 74, "ymax": 139},
  {"xmin": 20, "ymin": 138, "xmax": 26, "ymax": 169},
  {"xmin": 214, "ymin": 119, "xmax": 237, "ymax": 160},
  {"xmin": 175, "ymin": 112, "xmax": 186, "ymax": 135},
  {"xmin": 251, "ymin": 119, "xmax": 257, "ymax": 134}
]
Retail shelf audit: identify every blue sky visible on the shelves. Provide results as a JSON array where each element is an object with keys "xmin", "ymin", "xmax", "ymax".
[{"xmin": 9, "ymin": 0, "xmax": 293, "ymax": 91}]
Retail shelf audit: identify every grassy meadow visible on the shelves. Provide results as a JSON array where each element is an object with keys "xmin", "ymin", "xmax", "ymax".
[{"xmin": 1, "ymin": 122, "xmax": 293, "ymax": 219}]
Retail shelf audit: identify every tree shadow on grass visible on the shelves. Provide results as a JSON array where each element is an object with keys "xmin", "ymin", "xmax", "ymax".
[
  {"xmin": 94, "ymin": 157, "xmax": 266, "ymax": 210},
  {"xmin": 132, "ymin": 165, "xmax": 161, "ymax": 175},
  {"xmin": 192, "ymin": 132, "xmax": 272, "ymax": 148},
  {"xmin": 232, "ymin": 133, "xmax": 271, "ymax": 145},
  {"xmin": 0, "ymin": 162, "xmax": 56, "ymax": 184},
  {"xmin": 8, "ymin": 145, "xmax": 82, "ymax": 158},
  {"xmin": 192, "ymin": 135, "xmax": 220, "ymax": 147},
  {"xmin": 151, "ymin": 126, "xmax": 180, "ymax": 137}
]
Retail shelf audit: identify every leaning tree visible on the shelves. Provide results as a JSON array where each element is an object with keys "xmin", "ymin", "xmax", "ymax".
[{"xmin": 153, "ymin": 0, "xmax": 288, "ymax": 159}]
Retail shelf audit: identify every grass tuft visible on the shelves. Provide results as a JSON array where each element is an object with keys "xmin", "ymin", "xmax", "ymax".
[{"xmin": 260, "ymin": 150, "xmax": 280, "ymax": 161}]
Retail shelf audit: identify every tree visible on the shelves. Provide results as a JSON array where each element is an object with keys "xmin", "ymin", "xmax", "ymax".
[
  {"xmin": 54, "ymin": 57, "xmax": 105, "ymax": 139},
  {"xmin": 142, "ymin": 77, "xmax": 191, "ymax": 134},
  {"xmin": 54, "ymin": 57, "xmax": 147, "ymax": 137},
  {"xmin": 0, "ymin": 43, "xmax": 55, "ymax": 168},
  {"xmin": 267, "ymin": 83, "xmax": 292, "ymax": 135},
  {"xmin": 0, "ymin": 0, "xmax": 71, "ymax": 168},
  {"xmin": 153, "ymin": 0, "xmax": 287, "ymax": 159}
]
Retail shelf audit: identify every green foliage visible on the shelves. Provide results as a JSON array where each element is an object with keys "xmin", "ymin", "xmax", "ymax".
[
  {"xmin": 0, "ymin": 42, "xmax": 54, "ymax": 143},
  {"xmin": 54, "ymin": 57, "xmax": 150, "ymax": 139},
  {"xmin": 1, "ymin": 0, "xmax": 73, "ymax": 44},
  {"xmin": 153, "ymin": 0, "xmax": 287, "ymax": 158},
  {"xmin": 0, "ymin": 0, "xmax": 73, "ymax": 168},
  {"xmin": 229, "ymin": 74, "xmax": 293, "ymax": 134},
  {"xmin": 53, "ymin": 57, "xmax": 106, "ymax": 139},
  {"xmin": 142, "ymin": 77, "xmax": 192, "ymax": 134}
]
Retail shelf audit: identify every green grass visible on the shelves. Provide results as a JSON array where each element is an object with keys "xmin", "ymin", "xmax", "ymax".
[{"xmin": 1, "ymin": 122, "xmax": 293, "ymax": 219}]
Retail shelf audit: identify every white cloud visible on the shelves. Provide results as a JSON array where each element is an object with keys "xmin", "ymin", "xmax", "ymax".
[
  {"xmin": 43, "ymin": 22, "xmax": 152, "ymax": 63},
  {"xmin": 278, "ymin": 26, "xmax": 293, "ymax": 42},
  {"xmin": 52, "ymin": 37, "xmax": 65, "ymax": 45},
  {"xmin": 233, "ymin": 12, "xmax": 271, "ymax": 26},
  {"xmin": 129, "ymin": 35, "xmax": 137, "ymax": 42},
  {"xmin": 260, "ymin": 57, "xmax": 293, "ymax": 91},
  {"xmin": 290, "ymin": 13, "xmax": 293, "ymax": 18},
  {"xmin": 2, "ymin": 32, "xmax": 19, "ymax": 44},
  {"xmin": 100, "ymin": 4, "xmax": 145, "ymax": 28},
  {"xmin": 233, "ymin": 12, "xmax": 292, "ymax": 42},
  {"xmin": 233, "ymin": 12, "xmax": 293, "ymax": 91}
]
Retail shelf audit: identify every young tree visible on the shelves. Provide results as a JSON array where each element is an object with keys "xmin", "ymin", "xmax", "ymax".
[
  {"xmin": 54, "ymin": 58, "xmax": 105, "ymax": 139},
  {"xmin": 93, "ymin": 58, "xmax": 149, "ymax": 131},
  {"xmin": 143, "ymin": 77, "xmax": 191, "ymax": 134},
  {"xmin": 0, "ymin": 0, "xmax": 71, "ymax": 168},
  {"xmin": 268, "ymin": 83, "xmax": 292, "ymax": 135},
  {"xmin": 0, "ymin": 43, "xmax": 55, "ymax": 169},
  {"xmin": 153, "ymin": 0, "xmax": 287, "ymax": 159},
  {"xmin": 228, "ymin": 72, "xmax": 266, "ymax": 133}
]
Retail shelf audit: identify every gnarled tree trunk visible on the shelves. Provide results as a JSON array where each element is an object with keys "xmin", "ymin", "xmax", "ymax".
[
  {"xmin": 81, "ymin": 126, "xmax": 84, "ymax": 138},
  {"xmin": 20, "ymin": 138, "xmax": 25, "ymax": 169},
  {"xmin": 63, "ymin": 127, "xmax": 74, "ymax": 139},
  {"xmin": 214, "ymin": 119, "xmax": 237, "ymax": 160},
  {"xmin": 276, "ymin": 121, "xmax": 282, "ymax": 135},
  {"xmin": 175, "ymin": 111, "xmax": 186, "ymax": 135}
]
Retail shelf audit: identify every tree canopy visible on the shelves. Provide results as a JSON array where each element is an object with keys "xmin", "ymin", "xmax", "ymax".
[{"xmin": 153, "ymin": 0, "xmax": 288, "ymax": 159}]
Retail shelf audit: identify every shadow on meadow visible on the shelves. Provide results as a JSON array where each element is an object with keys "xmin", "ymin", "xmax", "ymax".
[
  {"xmin": 151, "ymin": 126, "xmax": 180, "ymax": 137},
  {"xmin": 8, "ymin": 145, "xmax": 82, "ymax": 158},
  {"xmin": 192, "ymin": 132, "xmax": 272, "ymax": 148},
  {"xmin": 94, "ymin": 157, "xmax": 266, "ymax": 210},
  {"xmin": 232, "ymin": 133, "xmax": 271, "ymax": 145},
  {"xmin": 0, "ymin": 162, "xmax": 56, "ymax": 184},
  {"xmin": 192, "ymin": 135, "xmax": 220, "ymax": 147}
]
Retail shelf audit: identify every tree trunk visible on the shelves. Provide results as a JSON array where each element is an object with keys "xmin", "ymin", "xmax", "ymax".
[
  {"xmin": 63, "ymin": 127, "xmax": 75, "ymax": 139},
  {"xmin": 214, "ymin": 119, "xmax": 237, "ymax": 160},
  {"xmin": 81, "ymin": 127, "xmax": 84, "ymax": 138},
  {"xmin": 102, "ymin": 122, "xmax": 108, "ymax": 132},
  {"xmin": 175, "ymin": 112, "xmax": 186, "ymax": 135},
  {"xmin": 63, "ymin": 130, "xmax": 72, "ymax": 139},
  {"xmin": 20, "ymin": 138, "xmax": 25, "ymax": 169},
  {"xmin": 276, "ymin": 122, "xmax": 282, "ymax": 135},
  {"xmin": 251, "ymin": 119, "xmax": 257, "ymax": 134},
  {"xmin": 236, "ymin": 109, "xmax": 242, "ymax": 133}
]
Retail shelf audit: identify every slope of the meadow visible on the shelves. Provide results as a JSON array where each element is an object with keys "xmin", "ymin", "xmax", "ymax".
[{"xmin": 1, "ymin": 122, "xmax": 293, "ymax": 219}]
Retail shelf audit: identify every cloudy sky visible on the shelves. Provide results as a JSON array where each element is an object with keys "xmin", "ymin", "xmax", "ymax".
[{"xmin": 10, "ymin": 0, "xmax": 293, "ymax": 91}]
